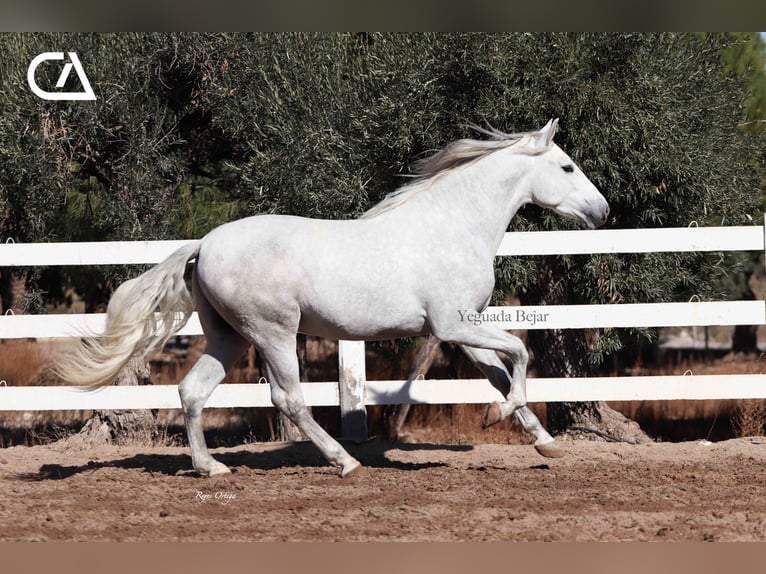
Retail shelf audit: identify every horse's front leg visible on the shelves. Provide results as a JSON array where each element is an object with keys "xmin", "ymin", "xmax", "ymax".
[
  {"xmin": 429, "ymin": 313, "xmax": 564, "ymax": 458},
  {"xmin": 459, "ymin": 345, "xmax": 564, "ymax": 458}
]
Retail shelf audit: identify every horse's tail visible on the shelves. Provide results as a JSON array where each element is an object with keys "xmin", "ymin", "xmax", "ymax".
[{"xmin": 56, "ymin": 241, "xmax": 202, "ymax": 389}]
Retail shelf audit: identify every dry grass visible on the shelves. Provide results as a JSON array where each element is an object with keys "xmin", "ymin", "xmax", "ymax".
[
  {"xmin": 732, "ymin": 400, "xmax": 766, "ymax": 437},
  {"xmin": 609, "ymin": 352, "xmax": 766, "ymax": 440},
  {"xmin": 0, "ymin": 339, "xmax": 68, "ymax": 386}
]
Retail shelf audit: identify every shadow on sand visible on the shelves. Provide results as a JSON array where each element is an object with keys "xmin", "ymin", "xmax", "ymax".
[{"xmin": 14, "ymin": 440, "xmax": 474, "ymax": 481}]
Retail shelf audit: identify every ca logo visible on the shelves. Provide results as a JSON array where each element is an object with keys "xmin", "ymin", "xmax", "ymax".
[{"xmin": 27, "ymin": 52, "xmax": 96, "ymax": 101}]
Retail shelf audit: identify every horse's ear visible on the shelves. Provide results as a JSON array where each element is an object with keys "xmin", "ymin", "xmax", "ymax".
[{"xmin": 540, "ymin": 118, "xmax": 559, "ymax": 146}]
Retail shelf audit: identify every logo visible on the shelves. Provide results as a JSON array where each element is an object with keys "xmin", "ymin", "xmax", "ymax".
[{"xmin": 27, "ymin": 52, "xmax": 96, "ymax": 101}]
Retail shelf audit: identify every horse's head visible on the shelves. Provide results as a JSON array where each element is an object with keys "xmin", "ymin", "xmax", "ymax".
[{"xmin": 523, "ymin": 119, "xmax": 609, "ymax": 229}]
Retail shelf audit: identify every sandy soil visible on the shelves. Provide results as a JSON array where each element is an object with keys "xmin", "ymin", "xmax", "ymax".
[{"xmin": 1, "ymin": 436, "xmax": 765, "ymax": 542}]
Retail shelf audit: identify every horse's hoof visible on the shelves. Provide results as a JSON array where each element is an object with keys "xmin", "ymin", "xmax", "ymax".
[
  {"xmin": 200, "ymin": 460, "xmax": 232, "ymax": 477},
  {"xmin": 341, "ymin": 460, "xmax": 366, "ymax": 479},
  {"xmin": 481, "ymin": 402, "xmax": 503, "ymax": 428},
  {"xmin": 535, "ymin": 443, "xmax": 566, "ymax": 458}
]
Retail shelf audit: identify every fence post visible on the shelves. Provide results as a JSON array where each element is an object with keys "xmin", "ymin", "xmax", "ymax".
[{"xmin": 338, "ymin": 340, "xmax": 367, "ymax": 441}]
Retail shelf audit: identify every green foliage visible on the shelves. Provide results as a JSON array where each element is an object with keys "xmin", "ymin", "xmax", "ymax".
[
  {"xmin": 203, "ymin": 33, "xmax": 445, "ymax": 218},
  {"xmin": 719, "ymin": 32, "xmax": 766, "ymax": 131},
  {"xmin": 170, "ymin": 183, "xmax": 242, "ymax": 238}
]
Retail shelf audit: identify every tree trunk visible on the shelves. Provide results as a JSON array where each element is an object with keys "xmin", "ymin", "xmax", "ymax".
[
  {"xmin": 526, "ymin": 326, "xmax": 648, "ymax": 443},
  {"xmin": 1, "ymin": 270, "xmax": 27, "ymax": 314},
  {"xmin": 72, "ymin": 356, "xmax": 158, "ymax": 446},
  {"xmin": 732, "ymin": 323, "xmax": 758, "ymax": 354},
  {"xmin": 522, "ymin": 257, "xmax": 650, "ymax": 444},
  {"xmin": 732, "ymin": 286, "xmax": 758, "ymax": 354},
  {"xmin": 385, "ymin": 335, "xmax": 441, "ymax": 440}
]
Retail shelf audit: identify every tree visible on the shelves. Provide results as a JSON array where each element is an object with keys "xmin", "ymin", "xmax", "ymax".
[
  {"xmin": 485, "ymin": 33, "xmax": 763, "ymax": 436},
  {"xmin": 715, "ymin": 32, "xmax": 766, "ymax": 354},
  {"xmin": 720, "ymin": 32, "xmax": 766, "ymax": 132}
]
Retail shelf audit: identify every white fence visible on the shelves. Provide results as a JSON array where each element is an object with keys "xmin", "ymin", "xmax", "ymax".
[{"xmin": 2, "ymin": 224, "xmax": 766, "ymax": 436}]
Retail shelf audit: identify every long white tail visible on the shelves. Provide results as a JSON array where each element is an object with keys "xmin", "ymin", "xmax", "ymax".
[{"xmin": 56, "ymin": 241, "xmax": 202, "ymax": 389}]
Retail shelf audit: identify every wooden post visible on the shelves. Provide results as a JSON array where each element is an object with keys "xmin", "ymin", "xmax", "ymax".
[{"xmin": 338, "ymin": 340, "xmax": 367, "ymax": 441}]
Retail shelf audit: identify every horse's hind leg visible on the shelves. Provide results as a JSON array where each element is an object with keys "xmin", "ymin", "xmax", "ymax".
[
  {"xmin": 179, "ymin": 279, "xmax": 249, "ymax": 476},
  {"xmin": 259, "ymin": 336, "xmax": 362, "ymax": 477},
  {"xmin": 179, "ymin": 342, "xmax": 248, "ymax": 476},
  {"xmin": 459, "ymin": 345, "xmax": 564, "ymax": 458}
]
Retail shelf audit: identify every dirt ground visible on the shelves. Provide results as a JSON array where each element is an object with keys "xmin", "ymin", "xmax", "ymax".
[{"xmin": 1, "ymin": 435, "xmax": 765, "ymax": 542}]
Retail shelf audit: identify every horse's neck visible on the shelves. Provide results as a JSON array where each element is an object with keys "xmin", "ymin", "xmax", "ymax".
[{"xmin": 398, "ymin": 152, "xmax": 530, "ymax": 256}]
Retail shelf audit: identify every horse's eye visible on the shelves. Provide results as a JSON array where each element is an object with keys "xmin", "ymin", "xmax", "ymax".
[{"xmin": 562, "ymin": 164, "xmax": 574, "ymax": 173}]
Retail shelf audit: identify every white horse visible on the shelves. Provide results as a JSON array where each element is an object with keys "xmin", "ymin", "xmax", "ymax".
[{"xmin": 58, "ymin": 119, "xmax": 609, "ymax": 478}]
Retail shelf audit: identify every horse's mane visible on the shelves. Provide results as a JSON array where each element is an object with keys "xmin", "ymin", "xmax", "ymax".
[{"xmin": 360, "ymin": 124, "xmax": 538, "ymax": 219}]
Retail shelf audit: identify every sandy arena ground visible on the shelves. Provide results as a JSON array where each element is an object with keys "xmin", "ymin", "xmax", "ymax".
[{"xmin": 1, "ymin": 436, "xmax": 765, "ymax": 542}]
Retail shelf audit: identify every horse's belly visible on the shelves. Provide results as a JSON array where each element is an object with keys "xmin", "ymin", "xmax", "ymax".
[{"xmin": 298, "ymin": 299, "xmax": 429, "ymax": 341}]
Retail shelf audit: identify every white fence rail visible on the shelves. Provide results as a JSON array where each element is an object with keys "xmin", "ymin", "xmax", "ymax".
[
  {"xmin": 3, "ymin": 375, "xmax": 766, "ymax": 412},
  {"xmin": 2, "ymin": 224, "xmax": 766, "ymax": 430},
  {"xmin": 497, "ymin": 225, "xmax": 765, "ymax": 255},
  {"xmin": 1, "ymin": 300, "xmax": 763, "ymax": 340}
]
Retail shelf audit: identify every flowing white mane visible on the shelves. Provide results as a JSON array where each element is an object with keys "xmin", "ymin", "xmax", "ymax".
[{"xmin": 360, "ymin": 125, "xmax": 540, "ymax": 219}]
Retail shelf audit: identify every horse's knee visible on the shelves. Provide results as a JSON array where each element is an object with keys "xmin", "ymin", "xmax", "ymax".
[
  {"xmin": 270, "ymin": 385, "xmax": 287, "ymax": 412},
  {"xmin": 270, "ymin": 385, "xmax": 306, "ymax": 418}
]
